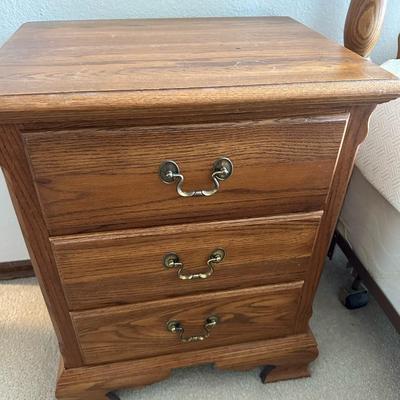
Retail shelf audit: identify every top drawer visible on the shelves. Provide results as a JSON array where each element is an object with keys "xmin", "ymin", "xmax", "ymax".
[{"xmin": 23, "ymin": 115, "xmax": 348, "ymax": 235}]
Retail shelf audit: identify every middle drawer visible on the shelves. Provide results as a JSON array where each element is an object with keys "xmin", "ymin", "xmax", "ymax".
[{"xmin": 51, "ymin": 212, "xmax": 321, "ymax": 310}]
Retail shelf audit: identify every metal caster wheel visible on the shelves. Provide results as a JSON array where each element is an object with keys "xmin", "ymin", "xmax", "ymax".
[
  {"xmin": 107, "ymin": 392, "xmax": 121, "ymax": 400},
  {"xmin": 339, "ymin": 278, "xmax": 368, "ymax": 309}
]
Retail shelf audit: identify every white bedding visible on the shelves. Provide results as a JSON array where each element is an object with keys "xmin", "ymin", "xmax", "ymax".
[
  {"xmin": 338, "ymin": 167, "xmax": 400, "ymax": 315},
  {"xmin": 356, "ymin": 60, "xmax": 400, "ymax": 213}
]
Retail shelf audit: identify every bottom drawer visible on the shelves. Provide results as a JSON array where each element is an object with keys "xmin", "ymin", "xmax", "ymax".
[{"xmin": 71, "ymin": 281, "xmax": 303, "ymax": 365}]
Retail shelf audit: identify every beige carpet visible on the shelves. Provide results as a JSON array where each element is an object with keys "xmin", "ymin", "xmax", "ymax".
[{"xmin": 1, "ymin": 250, "xmax": 399, "ymax": 400}]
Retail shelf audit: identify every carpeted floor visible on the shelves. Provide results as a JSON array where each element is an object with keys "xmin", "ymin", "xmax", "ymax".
[{"xmin": 0, "ymin": 249, "xmax": 399, "ymax": 400}]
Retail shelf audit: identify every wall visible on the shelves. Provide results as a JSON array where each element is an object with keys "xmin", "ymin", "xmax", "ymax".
[{"xmin": 0, "ymin": 0, "xmax": 399, "ymax": 261}]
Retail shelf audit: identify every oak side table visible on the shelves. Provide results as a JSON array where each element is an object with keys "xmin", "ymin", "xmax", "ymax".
[{"xmin": 0, "ymin": 17, "xmax": 399, "ymax": 400}]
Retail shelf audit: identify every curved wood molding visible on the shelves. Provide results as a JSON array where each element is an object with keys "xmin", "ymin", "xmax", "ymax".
[
  {"xmin": 56, "ymin": 333, "xmax": 318, "ymax": 399},
  {"xmin": 344, "ymin": 0, "xmax": 387, "ymax": 58}
]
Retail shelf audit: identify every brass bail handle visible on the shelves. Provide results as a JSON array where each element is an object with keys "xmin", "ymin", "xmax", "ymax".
[
  {"xmin": 166, "ymin": 315, "xmax": 220, "ymax": 343},
  {"xmin": 159, "ymin": 157, "xmax": 233, "ymax": 197},
  {"xmin": 163, "ymin": 249, "xmax": 225, "ymax": 280}
]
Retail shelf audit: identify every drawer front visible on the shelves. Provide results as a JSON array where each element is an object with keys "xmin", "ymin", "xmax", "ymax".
[
  {"xmin": 24, "ymin": 115, "xmax": 347, "ymax": 235},
  {"xmin": 72, "ymin": 281, "xmax": 303, "ymax": 365},
  {"xmin": 52, "ymin": 212, "xmax": 320, "ymax": 310}
]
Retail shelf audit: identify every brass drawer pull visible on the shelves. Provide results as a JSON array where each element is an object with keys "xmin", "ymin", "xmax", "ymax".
[
  {"xmin": 166, "ymin": 315, "xmax": 219, "ymax": 343},
  {"xmin": 159, "ymin": 157, "xmax": 233, "ymax": 197},
  {"xmin": 163, "ymin": 249, "xmax": 225, "ymax": 280}
]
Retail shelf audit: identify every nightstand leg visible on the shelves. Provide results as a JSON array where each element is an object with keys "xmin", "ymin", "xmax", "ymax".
[
  {"xmin": 260, "ymin": 363, "xmax": 311, "ymax": 383},
  {"xmin": 106, "ymin": 392, "xmax": 121, "ymax": 400},
  {"xmin": 56, "ymin": 389, "xmax": 119, "ymax": 400}
]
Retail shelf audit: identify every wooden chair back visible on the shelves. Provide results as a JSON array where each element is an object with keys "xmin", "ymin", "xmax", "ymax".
[{"xmin": 344, "ymin": 0, "xmax": 387, "ymax": 58}]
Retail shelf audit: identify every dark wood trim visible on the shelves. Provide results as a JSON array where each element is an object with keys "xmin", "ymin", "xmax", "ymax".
[
  {"xmin": 0, "ymin": 259, "xmax": 34, "ymax": 280},
  {"xmin": 333, "ymin": 230, "xmax": 400, "ymax": 333},
  {"xmin": 397, "ymin": 33, "xmax": 400, "ymax": 59},
  {"xmin": 260, "ymin": 363, "xmax": 311, "ymax": 383}
]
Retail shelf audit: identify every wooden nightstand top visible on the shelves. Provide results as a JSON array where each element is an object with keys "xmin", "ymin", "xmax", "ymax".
[{"xmin": 0, "ymin": 17, "xmax": 399, "ymax": 121}]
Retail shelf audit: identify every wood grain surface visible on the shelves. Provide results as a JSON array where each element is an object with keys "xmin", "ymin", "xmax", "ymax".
[
  {"xmin": 0, "ymin": 125, "xmax": 82, "ymax": 367},
  {"xmin": 56, "ymin": 331, "xmax": 318, "ymax": 399},
  {"xmin": 295, "ymin": 105, "xmax": 376, "ymax": 332},
  {"xmin": 0, "ymin": 17, "xmax": 399, "ymax": 123},
  {"xmin": 1, "ymin": 14, "xmax": 399, "ymax": 399},
  {"xmin": 71, "ymin": 281, "xmax": 303, "ymax": 365},
  {"xmin": 0, "ymin": 17, "xmax": 392, "ymax": 95},
  {"xmin": 24, "ymin": 116, "xmax": 346, "ymax": 235},
  {"xmin": 52, "ymin": 212, "xmax": 321, "ymax": 309},
  {"xmin": 344, "ymin": 0, "xmax": 387, "ymax": 57}
]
